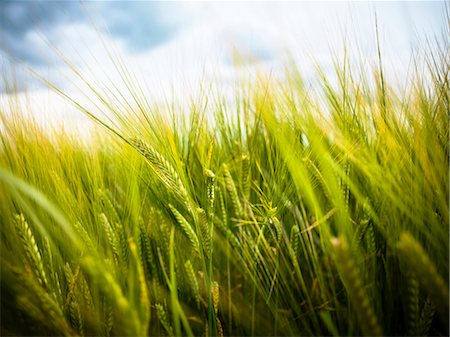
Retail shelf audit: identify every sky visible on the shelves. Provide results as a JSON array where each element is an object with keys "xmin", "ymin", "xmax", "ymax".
[{"xmin": 0, "ymin": 1, "xmax": 447, "ymax": 131}]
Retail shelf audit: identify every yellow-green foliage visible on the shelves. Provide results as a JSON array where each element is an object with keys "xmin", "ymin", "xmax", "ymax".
[{"xmin": 0, "ymin": 36, "xmax": 448, "ymax": 337}]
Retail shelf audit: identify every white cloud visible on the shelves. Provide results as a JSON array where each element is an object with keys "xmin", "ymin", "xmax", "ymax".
[{"xmin": 1, "ymin": 1, "xmax": 446, "ymax": 133}]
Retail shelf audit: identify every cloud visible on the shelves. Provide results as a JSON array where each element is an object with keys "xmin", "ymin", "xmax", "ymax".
[
  {"xmin": 0, "ymin": 1, "xmax": 82, "ymax": 63},
  {"xmin": 99, "ymin": 2, "xmax": 185, "ymax": 52},
  {"xmin": 1, "ymin": 1, "xmax": 446, "ymax": 97},
  {"xmin": 0, "ymin": 1, "xmax": 186, "ymax": 66}
]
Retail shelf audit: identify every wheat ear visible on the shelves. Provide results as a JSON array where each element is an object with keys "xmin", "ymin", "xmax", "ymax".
[
  {"xmin": 197, "ymin": 207, "xmax": 212, "ymax": 255},
  {"xmin": 241, "ymin": 154, "xmax": 251, "ymax": 200},
  {"xmin": 185, "ymin": 260, "xmax": 201, "ymax": 308},
  {"xmin": 223, "ymin": 164, "xmax": 243, "ymax": 217},
  {"xmin": 73, "ymin": 222, "xmax": 96, "ymax": 254},
  {"xmin": 397, "ymin": 232, "xmax": 449, "ymax": 320},
  {"xmin": 169, "ymin": 204, "xmax": 200, "ymax": 254},
  {"xmin": 130, "ymin": 137, "xmax": 191, "ymax": 211},
  {"xmin": 155, "ymin": 303, "xmax": 174, "ymax": 336},
  {"xmin": 99, "ymin": 213, "xmax": 120, "ymax": 263},
  {"xmin": 406, "ymin": 276, "xmax": 420, "ymax": 336},
  {"xmin": 418, "ymin": 297, "xmax": 435, "ymax": 336},
  {"xmin": 14, "ymin": 214, "xmax": 48, "ymax": 288},
  {"xmin": 331, "ymin": 237, "xmax": 383, "ymax": 336}
]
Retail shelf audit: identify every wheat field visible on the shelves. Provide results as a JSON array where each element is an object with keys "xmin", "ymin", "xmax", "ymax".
[{"xmin": 0, "ymin": 18, "xmax": 449, "ymax": 337}]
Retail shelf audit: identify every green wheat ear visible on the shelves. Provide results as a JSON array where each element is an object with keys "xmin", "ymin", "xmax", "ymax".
[
  {"xmin": 223, "ymin": 164, "xmax": 243, "ymax": 218},
  {"xmin": 214, "ymin": 216, "xmax": 241, "ymax": 252},
  {"xmin": 63, "ymin": 262, "xmax": 81, "ymax": 311},
  {"xmin": 128, "ymin": 236, "xmax": 150, "ymax": 336},
  {"xmin": 14, "ymin": 214, "xmax": 48, "ymax": 288},
  {"xmin": 331, "ymin": 237, "xmax": 383, "ymax": 336},
  {"xmin": 169, "ymin": 204, "xmax": 200, "ymax": 254},
  {"xmin": 99, "ymin": 213, "xmax": 120, "ymax": 264},
  {"xmin": 69, "ymin": 299, "xmax": 84, "ymax": 336},
  {"xmin": 130, "ymin": 137, "xmax": 191, "ymax": 212},
  {"xmin": 241, "ymin": 154, "xmax": 251, "ymax": 200},
  {"xmin": 418, "ymin": 297, "xmax": 435, "ymax": 337},
  {"xmin": 104, "ymin": 297, "xmax": 114, "ymax": 336},
  {"xmin": 98, "ymin": 189, "xmax": 121, "ymax": 225},
  {"xmin": 73, "ymin": 222, "xmax": 97, "ymax": 255},
  {"xmin": 155, "ymin": 302, "xmax": 174, "ymax": 336},
  {"xmin": 217, "ymin": 188, "xmax": 227, "ymax": 225},
  {"xmin": 18, "ymin": 274, "xmax": 75, "ymax": 336},
  {"xmin": 205, "ymin": 169, "xmax": 216, "ymax": 217},
  {"xmin": 185, "ymin": 260, "xmax": 201, "ymax": 308},
  {"xmin": 290, "ymin": 225, "xmax": 300, "ymax": 257},
  {"xmin": 211, "ymin": 281, "xmax": 224, "ymax": 337},
  {"xmin": 138, "ymin": 220, "xmax": 157, "ymax": 279},
  {"xmin": 406, "ymin": 276, "xmax": 420, "ymax": 336},
  {"xmin": 396, "ymin": 232, "xmax": 449, "ymax": 320},
  {"xmin": 197, "ymin": 207, "xmax": 212, "ymax": 255},
  {"xmin": 270, "ymin": 215, "xmax": 282, "ymax": 244},
  {"xmin": 351, "ymin": 219, "xmax": 369, "ymax": 254}
]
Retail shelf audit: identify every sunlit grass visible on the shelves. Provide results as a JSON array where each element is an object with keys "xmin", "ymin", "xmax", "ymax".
[{"xmin": 0, "ymin": 30, "xmax": 448, "ymax": 336}]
